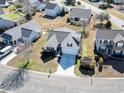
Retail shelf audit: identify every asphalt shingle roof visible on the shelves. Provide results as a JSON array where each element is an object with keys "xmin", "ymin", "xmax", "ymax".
[
  {"xmin": 96, "ymin": 29, "xmax": 124, "ymax": 42},
  {"xmin": 45, "ymin": 3, "xmax": 57, "ymax": 10},
  {"xmin": 45, "ymin": 27, "xmax": 81, "ymax": 49},
  {"xmin": 70, "ymin": 8, "xmax": 91, "ymax": 19},
  {"xmin": 0, "ymin": 0, "xmax": 6, "ymax": 4},
  {"xmin": 0, "ymin": 20, "xmax": 42, "ymax": 41}
]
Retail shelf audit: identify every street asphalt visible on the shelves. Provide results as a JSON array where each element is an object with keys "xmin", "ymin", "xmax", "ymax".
[{"xmin": 0, "ymin": 64, "xmax": 124, "ymax": 93}]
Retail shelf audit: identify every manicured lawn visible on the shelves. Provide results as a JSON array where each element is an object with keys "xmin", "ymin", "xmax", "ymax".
[
  {"xmin": 3, "ymin": 13, "xmax": 23, "ymax": 19},
  {"xmin": 0, "ymin": 91, "xmax": 6, "ymax": 93}
]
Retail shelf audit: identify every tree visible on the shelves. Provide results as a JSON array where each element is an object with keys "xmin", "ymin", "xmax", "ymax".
[
  {"xmin": 96, "ymin": 12, "xmax": 110, "ymax": 24},
  {"xmin": 80, "ymin": 19, "xmax": 88, "ymax": 33},
  {"xmin": 105, "ymin": 20, "xmax": 112, "ymax": 29},
  {"xmin": 60, "ymin": 8, "xmax": 66, "ymax": 17},
  {"xmin": 14, "ymin": 3, "xmax": 23, "ymax": 9},
  {"xmin": 25, "ymin": 13, "xmax": 32, "ymax": 21},
  {"xmin": 77, "ymin": 1, "xmax": 81, "ymax": 5},
  {"xmin": 99, "ymin": 57, "xmax": 104, "ymax": 65},
  {"xmin": 65, "ymin": 0, "xmax": 76, "ymax": 6}
]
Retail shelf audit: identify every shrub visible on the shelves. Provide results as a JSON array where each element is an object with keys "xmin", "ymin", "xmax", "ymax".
[
  {"xmin": 66, "ymin": 18, "xmax": 70, "ymax": 23},
  {"xmin": 99, "ymin": 57, "xmax": 104, "ymax": 65},
  {"xmin": 25, "ymin": 13, "xmax": 32, "ymax": 21},
  {"xmin": 99, "ymin": 4, "xmax": 108, "ymax": 10},
  {"xmin": 14, "ymin": 3, "xmax": 23, "ymax": 9},
  {"xmin": 105, "ymin": 20, "xmax": 112, "ymax": 29},
  {"xmin": 77, "ymin": 1, "xmax": 81, "ymax": 5}
]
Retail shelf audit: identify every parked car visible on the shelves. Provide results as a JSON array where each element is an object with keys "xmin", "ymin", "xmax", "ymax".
[{"xmin": 0, "ymin": 45, "xmax": 13, "ymax": 59}]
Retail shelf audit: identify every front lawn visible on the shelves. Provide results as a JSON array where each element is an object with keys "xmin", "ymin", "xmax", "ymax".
[
  {"xmin": 0, "ymin": 91, "xmax": 6, "ymax": 93},
  {"xmin": 3, "ymin": 13, "xmax": 23, "ymax": 19},
  {"xmin": 8, "ymin": 34, "xmax": 58, "ymax": 73},
  {"xmin": 82, "ymin": 39, "xmax": 88, "ymax": 57}
]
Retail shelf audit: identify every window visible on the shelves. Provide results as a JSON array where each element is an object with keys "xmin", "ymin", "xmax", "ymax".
[
  {"xmin": 67, "ymin": 43, "xmax": 73, "ymax": 47},
  {"xmin": 117, "ymin": 43, "xmax": 123, "ymax": 48},
  {"xmin": 75, "ymin": 17, "xmax": 80, "ymax": 21}
]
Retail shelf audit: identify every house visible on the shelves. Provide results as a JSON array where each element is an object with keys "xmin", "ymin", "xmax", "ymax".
[
  {"xmin": 43, "ymin": 27, "xmax": 81, "ymax": 69},
  {"xmin": 36, "ymin": 1, "xmax": 47, "ymax": 11},
  {"xmin": 45, "ymin": 3, "xmax": 61, "ymax": 17},
  {"xmin": 0, "ymin": 20, "xmax": 42, "ymax": 45},
  {"xmin": 69, "ymin": 8, "xmax": 92, "ymax": 25},
  {"xmin": 95, "ymin": 29, "xmax": 124, "ymax": 57},
  {"xmin": 0, "ymin": 18, "xmax": 17, "ymax": 29},
  {"xmin": 44, "ymin": 27, "xmax": 82, "ymax": 56},
  {"xmin": 7, "ymin": 0, "xmax": 17, "ymax": 4},
  {"xmin": 0, "ymin": 0, "xmax": 9, "ymax": 7},
  {"xmin": 113, "ymin": 0, "xmax": 124, "ymax": 4}
]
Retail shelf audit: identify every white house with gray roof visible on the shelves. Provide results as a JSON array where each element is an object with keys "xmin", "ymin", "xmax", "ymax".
[
  {"xmin": 69, "ymin": 8, "xmax": 92, "ymax": 25},
  {"xmin": 0, "ymin": 20, "xmax": 42, "ymax": 45},
  {"xmin": 44, "ymin": 2, "xmax": 61, "ymax": 17},
  {"xmin": 95, "ymin": 29, "xmax": 124, "ymax": 57},
  {"xmin": 44, "ymin": 27, "xmax": 81, "ymax": 55}
]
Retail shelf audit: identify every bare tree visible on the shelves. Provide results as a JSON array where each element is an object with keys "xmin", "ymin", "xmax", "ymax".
[
  {"xmin": 0, "ymin": 61, "xmax": 29, "ymax": 90},
  {"xmin": 80, "ymin": 18, "xmax": 88, "ymax": 33}
]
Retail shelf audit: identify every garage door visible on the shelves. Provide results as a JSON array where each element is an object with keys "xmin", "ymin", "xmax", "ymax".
[
  {"xmin": 62, "ymin": 48, "xmax": 78, "ymax": 55},
  {"xmin": 60, "ymin": 54, "xmax": 76, "ymax": 70}
]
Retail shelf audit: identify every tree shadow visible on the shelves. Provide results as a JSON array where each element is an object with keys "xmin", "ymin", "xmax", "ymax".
[
  {"xmin": 79, "ymin": 65, "xmax": 95, "ymax": 76},
  {"xmin": 41, "ymin": 51, "xmax": 56, "ymax": 63},
  {"xmin": 0, "ymin": 62, "xmax": 29, "ymax": 90},
  {"xmin": 43, "ymin": 15, "xmax": 56, "ymax": 20}
]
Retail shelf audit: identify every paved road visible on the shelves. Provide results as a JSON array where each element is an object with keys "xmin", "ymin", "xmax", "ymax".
[
  {"xmin": 0, "ymin": 64, "xmax": 124, "ymax": 93},
  {"xmin": 80, "ymin": 0, "xmax": 124, "ymax": 28}
]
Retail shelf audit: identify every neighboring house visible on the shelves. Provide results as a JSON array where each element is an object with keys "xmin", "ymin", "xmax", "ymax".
[
  {"xmin": 95, "ymin": 29, "xmax": 124, "ymax": 57},
  {"xmin": 0, "ymin": 20, "xmax": 42, "ymax": 45},
  {"xmin": 0, "ymin": 0, "xmax": 9, "ymax": 7},
  {"xmin": 44, "ymin": 27, "xmax": 82, "ymax": 56},
  {"xmin": 36, "ymin": 1, "xmax": 47, "ymax": 11},
  {"xmin": 0, "ymin": 18, "xmax": 17, "ymax": 29},
  {"xmin": 45, "ymin": 3, "xmax": 61, "ymax": 17},
  {"xmin": 69, "ymin": 8, "xmax": 92, "ymax": 25},
  {"xmin": 7, "ymin": 0, "xmax": 17, "ymax": 4},
  {"xmin": 89, "ymin": 0, "xmax": 100, "ymax": 2},
  {"xmin": 113, "ymin": 0, "xmax": 124, "ymax": 4}
]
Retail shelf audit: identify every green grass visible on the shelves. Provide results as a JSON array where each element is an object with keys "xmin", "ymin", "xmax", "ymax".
[
  {"xmin": 4, "ymin": 13, "xmax": 23, "ymax": 19},
  {"xmin": 82, "ymin": 39, "xmax": 88, "ymax": 57},
  {"xmin": 0, "ymin": 91, "xmax": 7, "ymax": 93},
  {"xmin": 16, "ymin": 59, "xmax": 35, "ymax": 68}
]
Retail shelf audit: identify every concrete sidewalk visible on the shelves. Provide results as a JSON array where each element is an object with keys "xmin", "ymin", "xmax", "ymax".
[{"xmin": 54, "ymin": 65, "xmax": 75, "ymax": 76}]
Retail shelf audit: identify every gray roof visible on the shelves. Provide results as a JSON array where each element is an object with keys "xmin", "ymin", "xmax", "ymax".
[
  {"xmin": 21, "ymin": 20, "xmax": 42, "ymax": 32},
  {"xmin": 96, "ymin": 29, "xmax": 124, "ymax": 43},
  {"xmin": 1, "ymin": 26, "xmax": 21, "ymax": 41},
  {"xmin": 45, "ymin": 3, "xmax": 57, "ymax": 10},
  {"xmin": 44, "ymin": 27, "xmax": 81, "ymax": 49},
  {"xmin": 70, "ymin": 8, "xmax": 92, "ymax": 19},
  {"xmin": 0, "ymin": 18, "xmax": 17, "ymax": 28},
  {"xmin": 1, "ymin": 20, "xmax": 42, "ymax": 41},
  {"xmin": 0, "ymin": 0, "xmax": 6, "ymax": 4}
]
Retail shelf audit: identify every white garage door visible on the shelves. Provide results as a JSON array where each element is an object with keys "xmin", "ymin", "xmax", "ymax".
[{"xmin": 62, "ymin": 48, "xmax": 78, "ymax": 55}]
